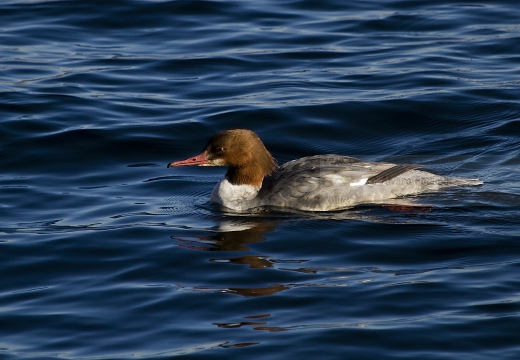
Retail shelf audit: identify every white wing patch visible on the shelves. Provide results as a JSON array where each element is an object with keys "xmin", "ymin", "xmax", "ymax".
[{"xmin": 350, "ymin": 178, "xmax": 368, "ymax": 187}]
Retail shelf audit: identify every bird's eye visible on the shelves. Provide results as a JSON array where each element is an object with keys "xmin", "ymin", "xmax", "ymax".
[{"xmin": 214, "ymin": 146, "xmax": 225, "ymax": 153}]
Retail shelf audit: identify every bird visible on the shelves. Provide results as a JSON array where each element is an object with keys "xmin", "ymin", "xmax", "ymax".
[{"xmin": 168, "ymin": 129, "xmax": 482, "ymax": 211}]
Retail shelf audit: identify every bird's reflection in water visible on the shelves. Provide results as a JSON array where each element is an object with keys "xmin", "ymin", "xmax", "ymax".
[
  {"xmin": 172, "ymin": 216, "xmax": 280, "ymax": 252},
  {"xmin": 171, "ymin": 205, "xmax": 434, "ymax": 297},
  {"xmin": 214, "ymin": 313, "xmax": 289, "ymax": 333},
  {"xmin": 192, "ymin": 282, "xmax": 291, "ymax": 298},
  {"xmin": 211, "ymin": 255, "xmax": 275, "ymax": 269},
  {"xmin": 223, "ymin": 284, "xmax": 290, "ymax": 297},
  {"xmin": 172, "ymin": 215, "xmax": 296, "ymax": 297},
  {"xmin": 176, "ymin": 216, "xmax": 301, "ymax": 268}
]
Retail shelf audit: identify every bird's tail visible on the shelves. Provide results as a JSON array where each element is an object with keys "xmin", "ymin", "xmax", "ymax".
[{"xmin": 444, "ymin": 177, "xmax": 484, "ymax": 187}]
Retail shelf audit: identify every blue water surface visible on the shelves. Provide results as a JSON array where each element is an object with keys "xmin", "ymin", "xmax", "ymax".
[{"xmin": 1, "ymin": 0, "xmax": 520, "ymax": 359}]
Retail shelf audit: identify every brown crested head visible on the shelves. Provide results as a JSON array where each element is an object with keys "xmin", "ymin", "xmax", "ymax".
[
  {"xmin": 168, "ymin": 129, "xmax": 278, "ymax": 186},
  {"xmin": 204, "ymin": 129, "xmax": 277, "ymax": 186}
]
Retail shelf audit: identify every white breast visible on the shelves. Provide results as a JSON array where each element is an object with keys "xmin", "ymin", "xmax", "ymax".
[{"xmin": 211, "ymin": 179, "xmax": 260, "ymax": 211}]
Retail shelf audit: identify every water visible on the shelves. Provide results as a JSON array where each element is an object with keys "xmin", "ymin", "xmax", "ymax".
[{"xmin": 1, "ymin": 0, "xmax": 520, "ymax": 358}]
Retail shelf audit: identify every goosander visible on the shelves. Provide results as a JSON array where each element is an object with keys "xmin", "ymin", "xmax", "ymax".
[{"xmin": 167, "ymin": 129, "xmax": 482, "ymax": 212}]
